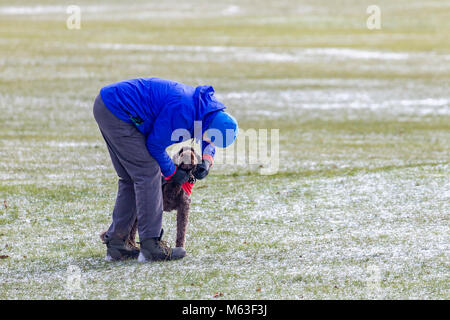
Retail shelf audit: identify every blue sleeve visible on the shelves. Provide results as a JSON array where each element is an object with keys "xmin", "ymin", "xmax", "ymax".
[
  {"xmin": 146, "ymin": 102, "xmax": 193, "ymax": 177},
  {"xmin": 202, "ymin": 140, "xmax": 215, "ymax": 158},
  {"xmin": 146, "ymin": 134, "xmax": 176, "ymax": 177},
  {"xmin": 145, "ymin": 114, "xmax": 177, "ymax": 177}
]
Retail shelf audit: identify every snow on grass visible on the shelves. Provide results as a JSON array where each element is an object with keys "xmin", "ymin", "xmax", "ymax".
[
  {"xmin": 1, "ymin": 167, "xmax": 447, "ymax": 299},
  {"xmin": 34, "ymin": 41, "xmax": 450, "ymax": 65},
  {"xmin": 0, "ymin": 0, "xmax": 449, "ymax": 299}
]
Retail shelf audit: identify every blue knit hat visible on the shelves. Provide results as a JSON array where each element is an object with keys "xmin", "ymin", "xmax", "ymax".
[{"xmin": 205, "ymin": 111, "xmax": 238, "ymax": 148}]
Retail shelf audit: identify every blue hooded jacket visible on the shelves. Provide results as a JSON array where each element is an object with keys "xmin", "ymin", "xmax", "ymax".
[{"xmin": 100, "ymin": 78, "xmax": 225, "ymax": 177}]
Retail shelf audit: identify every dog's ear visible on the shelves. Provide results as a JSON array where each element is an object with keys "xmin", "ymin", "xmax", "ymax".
[
  {"xmin": 195, "ymin": 152, "xmax": 201, "ymax": 165},
  {"xmin": 172, "ymin": 150, "xmax": 181, "ymax": 166}
]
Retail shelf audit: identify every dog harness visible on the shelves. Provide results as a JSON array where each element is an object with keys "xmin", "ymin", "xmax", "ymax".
[
  {"xmin": 162, "ymin": 174, "xmax": 195, "ymax": 196},
  {"xmin": 181, "ymin": 182, "xmax": 194, "ymax": 196}
]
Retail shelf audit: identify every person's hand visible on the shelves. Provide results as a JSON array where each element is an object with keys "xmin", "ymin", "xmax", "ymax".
[
  {"xmin": 167, "ymin": 166, "xmax": 189, "ymax": 185},
  {"xmin": 193, "ymin": 159, "xmax": 211, "ymax": 180}
]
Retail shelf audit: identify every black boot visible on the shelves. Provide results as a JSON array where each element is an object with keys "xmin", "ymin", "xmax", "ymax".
[
  {"xmin": 138, "ymin": 229, "xmax": 186, "ymax": 262},
  {"xmin": 105, "ymin": 236, "xmax": 140, "ymax": 261}
]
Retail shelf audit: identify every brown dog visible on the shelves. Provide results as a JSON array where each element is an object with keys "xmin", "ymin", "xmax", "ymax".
[{"xmin": 100, "ymin": 146, "xmax": 201, "ymax": 249}]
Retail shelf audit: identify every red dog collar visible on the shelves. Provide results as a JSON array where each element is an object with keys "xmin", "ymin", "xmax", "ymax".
[{"xmin": 181, "ymin": 182, "xmax": 194, "ymax": 196}]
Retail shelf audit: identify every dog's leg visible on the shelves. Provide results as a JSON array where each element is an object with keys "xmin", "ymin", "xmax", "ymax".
[
  {"xmin": 176, "ymin": 203, "xmax": 190, "ymax": 248},
  {"xmin": 126, "ymin": 218, "xmax": 138, "ymax": 249},
  {"xmin": 99, "ymin": 220, "xmax": 137, "ymax": 248}
]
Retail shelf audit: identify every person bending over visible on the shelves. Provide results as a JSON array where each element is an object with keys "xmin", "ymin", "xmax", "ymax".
[{"xmin": 93, "ymin": 77, "xmax": 238, "ymax": 262}]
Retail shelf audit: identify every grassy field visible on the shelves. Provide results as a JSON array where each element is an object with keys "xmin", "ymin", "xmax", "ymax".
[{"xmin": 0, "ymin": 0, "xmax": 449, "ymax": 299}]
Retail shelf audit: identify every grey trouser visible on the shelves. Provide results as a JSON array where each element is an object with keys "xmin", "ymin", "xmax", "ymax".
[{"xmin": 93, "ymin": 94, "xmax": 163, "ymax": 240}]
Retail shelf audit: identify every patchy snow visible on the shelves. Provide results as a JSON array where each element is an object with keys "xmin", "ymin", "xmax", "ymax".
[
  {"xmin": 302, "ymin": 48, "xmax": 409, "ymax": 60},
  {"xmin": 1, "ymin": 0, "xmax": 449, "ymax": 300},
  {"xmin": 0, "ymin": 5, "xmax": 67, "ymax": 15},
  {"xmin": 221, "ymin": 5, "xmax": 241, "ymax": 16},
  {"xmin": 82, "ymin": 42, "xmax": 446, "ymax": 63},
  {"xmin": 217, "ymin": 86, "xmax": 450, "ymax": 118}
]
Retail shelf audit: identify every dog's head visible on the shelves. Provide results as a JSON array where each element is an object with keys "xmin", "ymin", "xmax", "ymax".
[{"xmin": 172, "ymin": 146, "xmax": 201, "ymax": 172}]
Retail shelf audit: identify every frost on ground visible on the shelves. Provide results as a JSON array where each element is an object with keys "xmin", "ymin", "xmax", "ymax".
[
  {"xmin": 0, "ymin": 167, "xmax": 448, "ymax": 299},
  {"xmin": 0, "ymin": 0, "xmax": 449, "ymax": 299}
]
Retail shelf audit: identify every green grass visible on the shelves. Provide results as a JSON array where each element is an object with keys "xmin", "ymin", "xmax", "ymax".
[{"xmin": 0, "ymin": 0, "xmax": 449, "ymax": 299}]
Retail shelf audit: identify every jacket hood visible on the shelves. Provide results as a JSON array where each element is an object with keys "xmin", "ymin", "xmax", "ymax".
[{"xmin": 192, "ymin": 85, "xmax": 226, "ymax": 140}]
